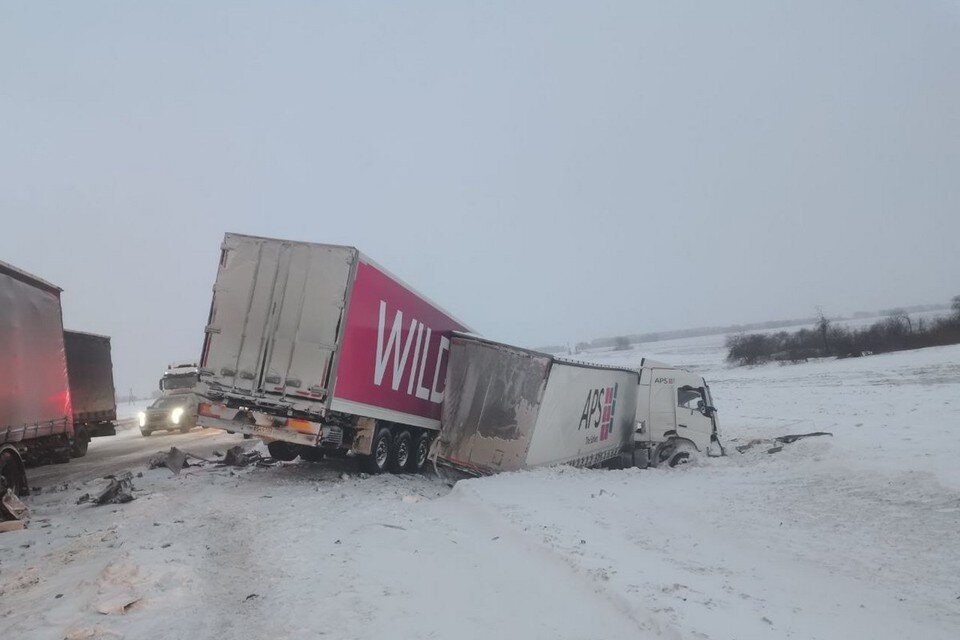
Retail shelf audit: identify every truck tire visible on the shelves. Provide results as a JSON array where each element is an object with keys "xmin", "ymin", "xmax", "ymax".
[
  {"xmin": 267, "ymin": 440, "xmax": 299, "ymax": 462},
  {"xmin": 300, "ymin": 447, "xmax": 324, "ymax": 463},
  {"xmin": 655, "ymin": 439, "xmax": 697, "ymax": 468},
  {"xmin": 0, "ymin": 449, "xmax": 28, "ymax": 496},
  {"xmin": 70, "ymin": 433, "xmax": 90, "ymax": 458},
  {"xmin": 408, "ymin": 432, "xmax": 431, "ymax": 473},
  {"xmin": 140, "ymin": 428, "xmax": 152, "ymax": 437},
  {"xmin": 359, "ymin": 428, "xmax": 392, "ymax": 474},
  {"xmin": 390, "ymin": 430, "xmax": 412, "ymax": 473}
]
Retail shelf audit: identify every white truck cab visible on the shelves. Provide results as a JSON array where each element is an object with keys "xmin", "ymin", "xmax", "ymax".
[{"xmin": 634, "ymin": 362, "xmax": 720, "ymax": 466}]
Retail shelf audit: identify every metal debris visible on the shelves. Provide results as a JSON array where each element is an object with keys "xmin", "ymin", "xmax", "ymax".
[
  {"xmin": 149, "ymin": 447, "xmax": 215, "ymax": 475},
  {"xmin": 735, "ymin": 431, "xmax": 833, "ymax": 453},
  {"xmin": 0, "ymin": 486, "xmax": 29, "ymax": 532},
  {"xmin": 92, "ymin": 472, "xmax": 136, "ymax": 506}
]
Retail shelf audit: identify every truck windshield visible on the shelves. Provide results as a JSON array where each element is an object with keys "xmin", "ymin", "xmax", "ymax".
[{"xmin": 162, "ymin": 374, "xmax": 197, "ymax": 390}]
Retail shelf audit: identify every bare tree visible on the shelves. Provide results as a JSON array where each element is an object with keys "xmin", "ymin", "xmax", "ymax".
[
  {"xmin": 816, "ymin": 306, "xmax": 831, "ymax": 355},
  {"xmin": 888, "ymin": 308, "xmax": 912, "ymax": 332}
]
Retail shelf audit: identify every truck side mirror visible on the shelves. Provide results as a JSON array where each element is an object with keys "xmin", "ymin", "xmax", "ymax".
[{"xmin": 702, "ymin": 405, "xmax": 716, "ymax": 416}]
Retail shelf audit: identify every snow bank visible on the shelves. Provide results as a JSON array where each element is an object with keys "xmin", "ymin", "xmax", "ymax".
[{"xmin": 2, "ymin": 338, "xmax": 958, "ymax": 639}]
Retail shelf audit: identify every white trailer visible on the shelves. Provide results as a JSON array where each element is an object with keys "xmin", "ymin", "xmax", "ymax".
[{"xmin": 436, "ymin": 334, "xmax": 720, "ymax": 475}]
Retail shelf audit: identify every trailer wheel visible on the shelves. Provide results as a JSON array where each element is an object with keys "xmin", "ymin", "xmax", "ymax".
[
  {"xmin": 267, "ymin": 440, "xmax": 299, "ymax": 462},
  {"xmin": 390, "ymin": 430, "xmax": 412, "ymax": 473},
  {"xmin": 300, "ymin": 447, "xmax": 324, "ymax": 463},
  {"xmin": 0, "ymin": 449, "xmax": 27, "ymax": 496},
  {"xmin": 408, "ymin": 432, "xmax": 431, "ymax": 473},
  {"xmin": 359, "ymin": 428, "xmax": 392, "ymax": 474},
  {"xmin": 70, "ymin": 429, "xmax": 90, "ymax": 458}
]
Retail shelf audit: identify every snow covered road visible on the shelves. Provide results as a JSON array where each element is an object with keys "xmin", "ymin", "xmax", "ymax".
[{"xmin": 2, "ymin": 336, "xmax": 959, "ymax": 639}]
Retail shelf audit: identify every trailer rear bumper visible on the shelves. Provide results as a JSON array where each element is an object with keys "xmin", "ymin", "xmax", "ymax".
[
  {"xmin": 86, "ymin": 422, "xmax": 117, "ymax": 438},
  {"xmin": 197, "ymin": 401, "xmax": 321, "ymax": 447}
]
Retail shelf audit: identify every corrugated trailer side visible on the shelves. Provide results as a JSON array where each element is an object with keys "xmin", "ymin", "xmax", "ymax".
[{"xmin": 0, "ymin": 260, "xmax": 73, "ymax": 471}]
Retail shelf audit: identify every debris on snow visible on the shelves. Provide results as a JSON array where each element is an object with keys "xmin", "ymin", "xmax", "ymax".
[
  {"xmin": 222, "ymin": 445, "xmax": 260, "ymax": 467},
  {"xmin": 1, "ymin": 486, "xmax": 29, "ymax": 532},
  {"xmin": 149, "ymin": 447, "xmax": 216, "ymax": 475},
  {"xmin": 735, "ymin": 431, "xmax": 833, "ymax": 453},
  {"xmin": 91, "ymin": 472, "xmax": 136, "ymax": 506},
  {"xmin": 149, "ymin": 447, "xmax": 188, "ymax": 474}
]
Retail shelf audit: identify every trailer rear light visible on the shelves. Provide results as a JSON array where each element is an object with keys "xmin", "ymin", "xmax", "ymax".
[{"xmin": 287, "ymin": 418, "xmax": 314, "ymax": 434}]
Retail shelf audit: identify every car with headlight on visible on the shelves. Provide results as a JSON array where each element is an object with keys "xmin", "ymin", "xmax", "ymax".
[{"xmin": 138, "ymin": 395, "xmax": 199, "ymax": 436}]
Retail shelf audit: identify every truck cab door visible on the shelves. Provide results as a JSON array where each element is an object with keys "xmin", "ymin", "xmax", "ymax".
[{"xmin": 675, "ymin": 377, "xmax": 714, "ymax": 451}]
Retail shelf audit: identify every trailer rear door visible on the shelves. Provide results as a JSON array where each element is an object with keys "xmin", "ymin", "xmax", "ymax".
[{"xmin": 202, "ymin": 234, "xmax": 355, "ymax": 400}]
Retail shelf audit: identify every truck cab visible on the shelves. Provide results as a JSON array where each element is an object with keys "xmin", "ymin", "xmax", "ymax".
[
  {"xmin": 160, "ymin": 362, "xmax": 201, "ymax": 396},
  {"xmin": 635, "ymin": 363, "xmax": 720, "ymax": 466}
]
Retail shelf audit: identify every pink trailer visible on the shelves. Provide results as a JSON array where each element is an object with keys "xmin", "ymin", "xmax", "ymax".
[{"xmin": 197, "ymin": 233, "xmax": 469, "ymax": 473}]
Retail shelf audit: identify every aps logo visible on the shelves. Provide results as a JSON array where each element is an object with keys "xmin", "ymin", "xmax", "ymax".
[{"xmin": 578, "ymin": 383, "xmax": 618, "ymax": 442}]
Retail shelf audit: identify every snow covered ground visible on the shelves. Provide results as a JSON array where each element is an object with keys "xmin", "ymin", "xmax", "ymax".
[{"xmin": 2, "ymin": 333, "xmax": 959, "ymax": 639}]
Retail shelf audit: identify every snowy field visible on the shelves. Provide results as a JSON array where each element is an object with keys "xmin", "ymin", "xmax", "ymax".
[{"xmin": 2, "ymin": 330, "xmax": 959, "ymax": 639}]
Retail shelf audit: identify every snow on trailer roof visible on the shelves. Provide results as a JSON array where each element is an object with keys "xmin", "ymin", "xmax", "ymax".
[
  {"xmin": 223, "ymin": 231, "xmax": 475, "ymax": 333},
  {"xmin": 64, "ymin": 329, "xmax": 112, "ymax": 341},
  {"xmin": 0, "ymin": 259, "xmax": 63, "ymax": 295}
]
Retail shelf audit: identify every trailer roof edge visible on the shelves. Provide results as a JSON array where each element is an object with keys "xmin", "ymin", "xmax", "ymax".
[{"xmin": 0, "ymin": 260, "xmax": 62, "ymax": 295}]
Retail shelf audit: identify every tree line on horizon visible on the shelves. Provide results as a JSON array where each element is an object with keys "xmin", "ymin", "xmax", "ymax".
[{"xmin": 725, "ymin": 297, "xmax": 960, "ymax": 366}]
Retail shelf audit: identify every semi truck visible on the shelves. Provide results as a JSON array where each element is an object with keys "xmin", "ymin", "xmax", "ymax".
[
  {"xmin": 160, "ymin": 362, "xmax": 200, "ymax": 396},
  {"xmin": 195, "ymin": 233, "xmax": 470, "ymax": 473},
  {"xmin": 436, "ymin": 333, "xmax": 720, "ymax": 475},
  {"xmin": 0, "ymin": 261, "xmax": 74, "ymax": 494},
  {"xmin": 63, "ymin": 330, "xmax": 118, "ymax": 457}
]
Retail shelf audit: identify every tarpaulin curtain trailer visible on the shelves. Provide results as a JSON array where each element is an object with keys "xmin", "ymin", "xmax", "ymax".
[
  {"xmin": 63, "ymin": 330, "xmax": 119, "ymax": 456},
  {"xmin": 0, "ymin": 260, "xmax": 74, "ymax": 493}
]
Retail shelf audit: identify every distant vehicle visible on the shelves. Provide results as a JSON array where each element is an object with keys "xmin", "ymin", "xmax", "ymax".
[
  {"xmin": 0, "ymin": 261, "xmax": 74, "ymax": 493},
  {"xmin": 63, "ymin": 330, "xmax": 118, "ymax": 457},
  {"xmin": 196, "ymin": 233, "xmax": 469, "ymax": 473},
  {"xmin": 138, "ymin": 394, "xmax": 199, "ymax": 436},
  {"xmin": 435, "ymin": 333, "xmax": 721, "ymax": 475},
  {"xmin": 160, "ymin": 362, "xmax": 200, "ymax": 396}
]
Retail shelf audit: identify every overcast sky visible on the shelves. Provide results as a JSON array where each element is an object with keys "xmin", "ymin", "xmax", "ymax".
[{"xmin": 2, "ymin": 1, "xmax": 958, "ymax": 395}]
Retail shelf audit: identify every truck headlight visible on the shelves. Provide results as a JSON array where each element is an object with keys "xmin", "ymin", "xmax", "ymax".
[
  {"xmin": 138, "ymin": 412, "xmax": 146, "ymax": 427},
  {"xmin": 171, "ymin": 407, "xmax": 184, "ymax": 424}
]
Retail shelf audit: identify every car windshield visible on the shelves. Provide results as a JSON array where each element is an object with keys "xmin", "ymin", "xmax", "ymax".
[{"xmin": 150, "ymin": 396, "xmax": 193, "ymax": 409}]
